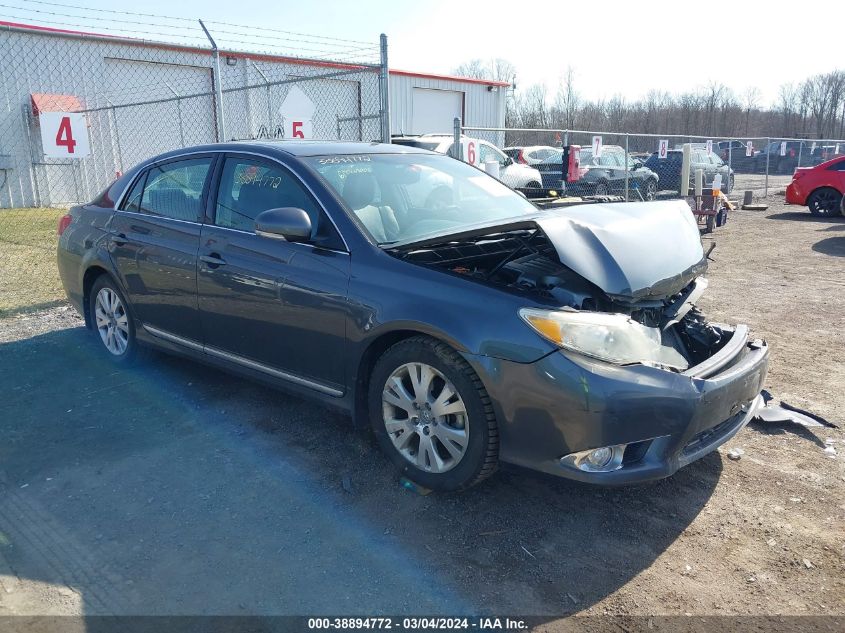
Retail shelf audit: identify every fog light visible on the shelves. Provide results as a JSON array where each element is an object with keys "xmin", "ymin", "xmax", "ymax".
[
  {"xmin": 586, "ymin": 447, "xmax": 613, "ymax": 468},
  {"xmin": 560, "ymin": 444, "xmax": 626, "ymax": 473}
]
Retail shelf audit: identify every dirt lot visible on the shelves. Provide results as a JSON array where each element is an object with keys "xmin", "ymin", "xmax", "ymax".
[{"xmin": 0, "ymin": 196, "xmax": 843, "ymax": 623}]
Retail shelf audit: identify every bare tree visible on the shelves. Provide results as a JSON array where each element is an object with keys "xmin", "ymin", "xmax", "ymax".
[{"xmin": 743, "ymin": 87, "xmax": 761, "ymax": 136}]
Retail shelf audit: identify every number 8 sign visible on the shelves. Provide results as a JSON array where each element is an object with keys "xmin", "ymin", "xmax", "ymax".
[{"xmin": 39, "ymin": 112, "xmax": 90, "ymax": 158}]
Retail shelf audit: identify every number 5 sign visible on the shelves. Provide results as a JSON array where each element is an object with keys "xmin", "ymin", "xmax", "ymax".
[
  {"xmin": 279, "ymin": 85, "xmax": 315, "ymax": 140},
  {"xmin": 39, "ymin": 112, "xmax": 90, "ymax": 158}
]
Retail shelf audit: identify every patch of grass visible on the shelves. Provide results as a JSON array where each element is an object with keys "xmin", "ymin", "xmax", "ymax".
[{"xmin": 0, "ymin": 207, "xmax": 67, "ymax": 316}]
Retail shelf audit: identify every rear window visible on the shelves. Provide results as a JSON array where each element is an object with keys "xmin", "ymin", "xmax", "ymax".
[
  {"xmin": 391, "ymin": 139, "xmax": 442, "ymax": 151},
  {"xmin": 90, "ymin": 175, "xmax": 128, "ymax": 208}
]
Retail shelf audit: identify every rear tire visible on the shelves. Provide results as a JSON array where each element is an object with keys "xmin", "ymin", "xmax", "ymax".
[
  {"xmin": 368, "ymin": 336, "xmax": 498, "ymax": 491},
  {"xmin": 89, "ymin": 275, "xmax": 138, "ymax": 365},
  {"xmin": 807, "ymin": 187, "xmax": 843, "ymax": 217},
  {"xmin": 594, "ymin": 181, "xmax": 610, "ymax": 196}
]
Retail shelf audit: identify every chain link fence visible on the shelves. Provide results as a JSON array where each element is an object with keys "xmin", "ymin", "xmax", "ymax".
[
  {"xmin": 0, "ymin": 22, "xmax": 388, "ymax": 315},
  {"xmin": 465, "ymin": 125, "xmax": 845, "ymax": 203}
]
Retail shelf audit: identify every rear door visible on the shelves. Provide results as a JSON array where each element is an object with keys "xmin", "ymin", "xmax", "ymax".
[
  {"xmin": 109, "ymin": 155, "xmax": 214, "ymax": 340},
  {"xmin": 197, "ymin": 153, "xmax": 350, "ymax": 392}
]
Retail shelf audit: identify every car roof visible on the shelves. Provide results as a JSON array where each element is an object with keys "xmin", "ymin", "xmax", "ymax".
[{"xmin": 150, "ymin": 140, "xmax": 432, "ymax": 161}]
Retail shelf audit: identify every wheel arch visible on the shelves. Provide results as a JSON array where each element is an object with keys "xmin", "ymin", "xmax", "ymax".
[
  {"xmin": 352, "ymin": 329, "xmax": 460, "ymax": 427},
  {"xmin": 81, "ymin": 265, "xmax": 119, "ymax": 329}
]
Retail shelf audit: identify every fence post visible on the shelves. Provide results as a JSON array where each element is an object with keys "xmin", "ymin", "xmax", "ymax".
[
  {"xmin": 199, "ymin": 20, "xmax": 226, "ymax": 142},
  {"xmin": 379, "ymin": 34, "xmax": 391, "ymax": 143},
  {"xmin": 764, "ymin": 137, "xmax": 770, "ymax": 198},
  {"xmin": 624, "ymin": 133, "xmax": 629, "ymax": 202},
  {"xmin": 452, "ymin": 117, "xmax": 462, "ymax": 160}
]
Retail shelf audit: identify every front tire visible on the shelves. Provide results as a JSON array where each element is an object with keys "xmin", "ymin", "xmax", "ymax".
[
  {"xmin": 368, "ymin": 336, "xmax": 498, "ymax": 491},
  {"xmin": 89, "ymin": 275, "xmax": 138, "ymax": 365},
  {"xmin": 594, "ymin": 181, "xmax": 610, "ymax": 196},
  {"xmin": 642, "ymin": 178, "xmax": 657, "ymax": 200},
  {"xmin": 807, "ymin": 188, "xmax": 843, "ymax": 217}
]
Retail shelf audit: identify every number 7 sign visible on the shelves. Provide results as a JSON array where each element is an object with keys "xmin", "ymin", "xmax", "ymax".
[{"xmin": 39, "ymin": 112, "xmax": 90, "ymax": 158}]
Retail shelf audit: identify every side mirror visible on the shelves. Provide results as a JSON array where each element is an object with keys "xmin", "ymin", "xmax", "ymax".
[
  {"xmin": 255, "ymin": 207, "xmax": 312, "ymax": 242},
  {"xmin": 632, "ymin": 160, "xmax": 643, "ymax": 169},
  {"xmin": 504, "ymin": 156, "xmax": 514, "ymax": 167}
]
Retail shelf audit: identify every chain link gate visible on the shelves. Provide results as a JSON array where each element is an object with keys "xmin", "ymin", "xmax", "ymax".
[{"xmin": 0, "ymin": 23, "xmax": 389, "ymax": 315}]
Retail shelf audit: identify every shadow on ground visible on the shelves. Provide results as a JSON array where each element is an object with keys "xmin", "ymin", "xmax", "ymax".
[
  {"xmin": 767, "ymin": 211, "xmax": 845, "ymax": 223},
  {"xmin": 0, "ymin": 327, "xmax": 722, "ymax": 618},
  {"xmin": 812, "ymin": 236, "xmax": 845, "ymax": 257}
]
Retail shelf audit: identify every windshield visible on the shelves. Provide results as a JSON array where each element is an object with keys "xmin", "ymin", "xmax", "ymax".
[{"xmin": 306, "ymin": 153, "xmax": 538, "ymax": 245}]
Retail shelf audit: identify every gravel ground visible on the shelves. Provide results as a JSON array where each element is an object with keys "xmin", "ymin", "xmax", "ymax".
[{"xmin": 0, "ymin": 195, "xmax": 842, "ymax": 623}]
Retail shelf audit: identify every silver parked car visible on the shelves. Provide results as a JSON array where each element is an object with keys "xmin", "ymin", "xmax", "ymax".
[{"xmin": 392, "ymin": 135, "xmax": 543, "ymax": 195}]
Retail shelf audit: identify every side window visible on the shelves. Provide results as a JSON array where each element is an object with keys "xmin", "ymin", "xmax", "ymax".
[
  {"xmin": 479, "ymin": 143, "xmax": 507, "ymax": 166},
  {"xmin": 214, "ymin": 157, "xmax": 342, "ymax": 248},
  {"xmin": 137, "ymin": 158, "xmax": 212, "ymax": 221},
  {"xmin": 122, "ymin": 172, "xmax": 147, "ymax": 212}
]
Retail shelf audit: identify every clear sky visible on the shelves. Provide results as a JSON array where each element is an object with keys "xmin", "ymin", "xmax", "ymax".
[{"xmin": 5, "ymin": 0, "xmax": 842, "ymax": 106}]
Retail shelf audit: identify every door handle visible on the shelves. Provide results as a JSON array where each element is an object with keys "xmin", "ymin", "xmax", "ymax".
[
  {"xmin": 108, "ymin": 231, "xmax": 128, "ymax": 246},
  {"xmin": 200, "ymin": 253, "xmax": 227, "ymax": 268}
]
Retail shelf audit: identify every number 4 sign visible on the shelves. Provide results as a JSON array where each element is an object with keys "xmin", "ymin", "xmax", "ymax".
[{"xmin": 39, "ymin": 112, "xmax": 90, "ymax": 158}]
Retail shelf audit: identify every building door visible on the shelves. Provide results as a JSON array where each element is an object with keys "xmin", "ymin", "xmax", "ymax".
[{"xmin": 411, "ymin": 88, "xmax": 463, "ymax": 135}]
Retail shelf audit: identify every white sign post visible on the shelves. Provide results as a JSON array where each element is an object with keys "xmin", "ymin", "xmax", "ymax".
[
  {"xmin": 745, "ymin": 141, "xmax": 753, "ymax": 157},
  {"xmin": 706, "ymin": 139, "xmax": 713, "ymax": 156},
  {"xmin": 39, "ymin": 112, "xmax": 90, "ymax": 158},
  {"xmin": 780, "ymin": 141, "xmax": 787, "ymax": 156},
  {"xmin": 658, "ymin": 139, "xmax": 669, "ymax": 159},
  {"xmin": 592, "ymin": 135, "xmax": 603, "ymax": 158},
  {"xmin": 279, "ymin": 86, "xmax": 315, "ymax": 140},
  {"xmin": 461, "ymin": 138, "xmax": 479, "ymax": 166}
]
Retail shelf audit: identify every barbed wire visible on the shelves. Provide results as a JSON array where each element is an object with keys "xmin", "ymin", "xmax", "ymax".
[{"xmin": 9, "ymin": 0, "xmax": 375, "ymax": 46}]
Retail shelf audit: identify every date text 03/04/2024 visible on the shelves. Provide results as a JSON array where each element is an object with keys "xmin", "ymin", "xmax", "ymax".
[{"xmin": 306, "ymin": 617, "xmax": 529, "ymax": 630}]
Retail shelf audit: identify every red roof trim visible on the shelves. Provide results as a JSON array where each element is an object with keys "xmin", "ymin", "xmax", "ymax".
[
  {"xmin": 390, "ymin": 69, "xmax": 511, "ymax": 87},
  {"xmin": 1, "ymin": 21, "xmax": 512, "ymax": 86},
  {"xmin": 31, "ymin": 93, "xmax": 83, "ymax": 115}
]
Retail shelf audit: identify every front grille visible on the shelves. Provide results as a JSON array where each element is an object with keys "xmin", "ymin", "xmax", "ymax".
[{"xmin": 682, "ymin": 411, "xmax": 745, "ymax": 457}]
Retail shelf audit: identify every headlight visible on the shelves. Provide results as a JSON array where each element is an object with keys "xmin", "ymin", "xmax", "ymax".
[{"xmin": 519, "ymin": 308, "xmax": 688, "ymax": 370}]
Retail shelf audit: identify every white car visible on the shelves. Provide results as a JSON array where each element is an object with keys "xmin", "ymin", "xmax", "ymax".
[
  {"xmin": 392, "ymin": 135, "xmax": 543, "ymax": 195},
  {"xmin": 503, "ymin": 145, "xmax": 560, "ymax": 165}
]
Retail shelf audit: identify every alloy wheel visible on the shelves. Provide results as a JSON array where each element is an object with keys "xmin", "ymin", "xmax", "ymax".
[
  {"xmin": 95, "ymin": 287, "xmax": 130, "ymax": 356},
  {"xmin": 381, "ymin": 362, "xmax": 469, "ymax": 473},
  {"xmin": 809, "ymin": 190, "xmax": 840, "ymax": 215}
]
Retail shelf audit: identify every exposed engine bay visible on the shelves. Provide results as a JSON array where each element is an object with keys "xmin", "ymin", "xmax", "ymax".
[{"xmin": 391, "ymin": 227, "xmax": 731, "ymax": 372}]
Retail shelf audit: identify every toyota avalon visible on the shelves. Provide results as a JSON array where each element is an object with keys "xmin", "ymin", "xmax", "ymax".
[{"xmin": 57, "ymin": 141, "xmax": 769, "ymax": 491}]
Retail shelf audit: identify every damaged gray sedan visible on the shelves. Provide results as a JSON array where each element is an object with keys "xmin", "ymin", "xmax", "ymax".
[{"xmin": 57, "ymin": 141, "xmax": 769, "ymax": 491}]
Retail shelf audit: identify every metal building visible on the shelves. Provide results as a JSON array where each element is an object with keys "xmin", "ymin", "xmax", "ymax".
[{"xmin": 0, "ymin": 21, "xmax": 507, "ymax": 208}]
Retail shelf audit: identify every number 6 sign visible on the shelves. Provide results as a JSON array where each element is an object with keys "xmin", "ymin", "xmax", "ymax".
[{"xmin": 39, "ymin": 112, "xmax": 90, "ymax": 158}]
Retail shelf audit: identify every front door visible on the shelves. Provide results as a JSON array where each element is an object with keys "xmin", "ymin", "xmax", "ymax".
[
  {"xmin": 197, "ymin": 154, "xmax": 350, "ymax": 392},
  {"xmin": 109, "ymin": 155, "xmax": 214, "ymax": 340}
]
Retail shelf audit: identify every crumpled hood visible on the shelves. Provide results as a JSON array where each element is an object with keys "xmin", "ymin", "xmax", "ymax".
[{"xmin": 536, "ymin": 200, "xmax": 706, "ymax": 301}]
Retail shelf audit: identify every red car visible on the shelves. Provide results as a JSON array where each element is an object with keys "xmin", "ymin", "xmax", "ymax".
[{"xmin": 785, "ymin": 155, "xmax": 845, "ymax": 216}]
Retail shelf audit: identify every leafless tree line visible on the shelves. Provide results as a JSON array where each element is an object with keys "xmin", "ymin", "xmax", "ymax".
[{"xmin": 453, "ymin": 59, "xmax": 845, "ymax": 141}]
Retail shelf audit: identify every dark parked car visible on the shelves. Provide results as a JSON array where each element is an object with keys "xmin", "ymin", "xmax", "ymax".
[
  {"xmin": 755, "ymin": 141, "xmax": 840, "ymax": 175},
  {"xmin": 536, "ymin": 145, "xmax": 660, "ymax": 199},
  {"xmin": 57, "ymin": 141, "xmax": 769, "ymax": 491},
  {"xmin": 645, "ymin": 148, "xmax": 734, "ymax": 194}
]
